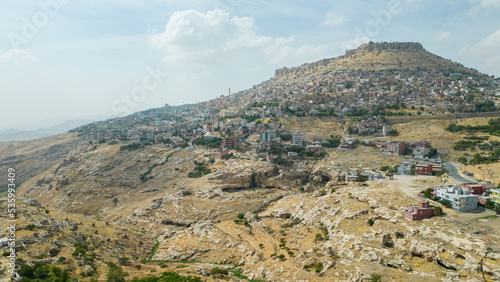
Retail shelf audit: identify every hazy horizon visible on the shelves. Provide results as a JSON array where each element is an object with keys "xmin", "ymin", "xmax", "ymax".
[{"xmin": 1, "ymin": 0, "xmax": 499, "ymax": 130}]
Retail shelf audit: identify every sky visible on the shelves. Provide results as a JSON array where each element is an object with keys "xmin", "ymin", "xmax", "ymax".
[{"xmin": 0, "ymin": 0, "xmax": 499, "ymax": 131}]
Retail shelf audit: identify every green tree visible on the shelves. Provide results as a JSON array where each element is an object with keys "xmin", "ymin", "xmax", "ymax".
[
  {"xmin": 118, "ymin": 257, "xmax": 129, "ymax": 265},
  {"xmin": 433, "ymin": 206, "xmax": 443, "ymax": 216}
]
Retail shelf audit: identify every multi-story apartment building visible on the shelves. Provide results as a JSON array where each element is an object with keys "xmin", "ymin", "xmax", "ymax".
[
  {"xmin": 491, "ymin": 188, "xmax": 500, "ymax": 205},
  {"xmin": 432, "ymin": 187, "xmax": 478, "ymax": 212},
  {"xmin": 292, "ymin": 130, "xmax": 303, "ymax": 146},
  {"xmin": 387, "ymin": 141, "xmax": 406, "ymax": 155}
]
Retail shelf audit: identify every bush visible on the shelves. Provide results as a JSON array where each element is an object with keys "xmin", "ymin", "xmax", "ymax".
[
  {"xmin": 315, "ymin": 233, "xmax": 323, "ymax": 241},
  {"xmin": 26, "ymin": 224, "xmax": 36, "ymax": 231},
  {"xmin": 118, "ymin": 257, "xmax": 129, "ymax": 265},
  {"xmin": 49, "ymin": 248, "xmax": 61, "ymax": 257},
  {"xmin": 58, "ymin": 256, "xmax": 66, "ymax": 263},
  {"xmin": 314, "ymin": 262, "xmax": 323, "ymax": 273},
  {"xmin": 370, "ymin": 273, "xmax": 382, "ymax": 282},
  {"xmin": 367, "ymin": 219, "xmax": 374, "ymax": 226},
  {"xmin": 433, "ymin": 206, "xmax": 443, "ymax": 216},
  {"xmin": 210, "ymin": 267, "xmax": 228, "ymax": 276}
]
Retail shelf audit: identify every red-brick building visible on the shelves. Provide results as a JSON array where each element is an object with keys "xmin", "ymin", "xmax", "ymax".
[
  {"xmin": 221, "ymin": 136, "xmax": 237, "ymax": 149},
  {"xmin": 387, "ymin": 141, "xmax": 406, "ymax": 155},
  {"xmin": 460, "ymin": 182, "xmax": 495, "ymax": 195},
  {"xmin": 404, "ymin": 201, "xmax": 434, "ymax": 220},
  {"xmin": 415, "ymin": 164, "xmax": 443, "ymax": 175}
]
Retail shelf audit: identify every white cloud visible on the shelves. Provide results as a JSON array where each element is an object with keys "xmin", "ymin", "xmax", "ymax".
[
  {"xmin": 461, "ymin": 28, "xmax": 500, "ymax": 74},
  {"xmin": 0, "ymin": 48, "xmax": 36, "ymax": 62},
  {"xmin": 149, "ymin": 9, "xmax": 326, "ymax": 67},
  {"xmin": 435, "ymin": 31, "xmax": 455, "ymax": 41},
  {"xmin": 470, "ymin": 0, "xmax": 500, "ymax": 8},
  {"xmin": 463, "ymin": 28, "xmax": 500, "ymax": 56},
  {"xmin": 322, "ymin": 11, "xmax": 347, "ymax": 27}
]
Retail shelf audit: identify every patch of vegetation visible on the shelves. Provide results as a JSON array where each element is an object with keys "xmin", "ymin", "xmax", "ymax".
[
  {"xmin": 210, "ymin": 267, "xmax": 229, "ymax": 276},
  {"xmin": 131, "ymin": 228, "xmax": 147, "ymax": 234},
  {"xmin": 314, "ymin": 262, "xmax": 323, "ymax": 273},
  {"xmin": 188, "ymin": 161, "xmax": 212, "ymax": 178},
  {"xmin": 367, "ymin": 218, "xmax": 375, "ymax": 226},
  {"xmin": 18, "ymin": 264, "xmax": 71, "ymax": 282},
  {"xmin": 433, "ymin": 206, "xmax": 443, "ymax": 216},
  {"xmin": 475, "ymin": 100, "xmax": 498, "ymax": 112},
  {"xmin": 447, "ymin": 118, "xmax": 500, "ymax": 136},
  {"xmin": 453, "ymin": 140, "xmax": 482, "ymax": 151},
  {"xmin": 439, "ymin": 200, "xmax": 452, "ymax": 209},
  {"xmin": 369, "ymin": 273, "xmax": 382, "ymax": 282},
  {"xmin": 99, "ymin": 161, "xmax": 122, "ymax": 173},
  {"xmin": 194, "ymin": 137, "xmax": 223, "ymax": 148},
  {"xmin": 251, "ymin": 102, "xmax": 279, "ymax": 108},
  {"xmin": 249, "ymin": 172, "xmax": 258, "ymax": 188},
  {"xmin": 274, "ymin": 156, "xmax": 294, "ymax": 166},
  {"xmin": 120, "ymin": 143, "xmax": 141, "ymax": 151},
  {"xmin": 72, "ymin": 241, "xmax": 89, "ymax": 257},
  {"xmin": 473, "ymin": 215, "xmax": 498, "ymax": 221},
  {"xmin": 148, "ymin": 238, "xmax": 160, "ymax": 260},
  {"xmin": 422, "ymin": 188, "xmax": 433, "ymax": 199}
]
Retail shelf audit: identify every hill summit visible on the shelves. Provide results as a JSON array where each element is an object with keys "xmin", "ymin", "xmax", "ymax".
[{"xmin": 274, "ymin": 42, "xmax": 474, "ymax": 81}]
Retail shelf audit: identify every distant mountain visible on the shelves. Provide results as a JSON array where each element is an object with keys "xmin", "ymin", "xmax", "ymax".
[
  {"xmin": 273, "ymin": 42, "xmax": 482, "ymax": 82},
  {"xmin": 0, "ymin": 119, "xmax": 93, "ymax": 141}
]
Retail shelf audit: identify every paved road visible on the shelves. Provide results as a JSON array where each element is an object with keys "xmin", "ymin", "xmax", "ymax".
[{"xmin": 445, "ymin": 161, "xmax": 476, "ymax": 183}]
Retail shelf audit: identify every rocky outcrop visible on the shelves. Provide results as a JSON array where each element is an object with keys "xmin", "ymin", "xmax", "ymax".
[
  {"xmin": 274, "ymin": 42, "xmax": 425, "ymax": 77},
  {"xmin": 344, "ymin": 42, "xmax": 423, "ymax": 58}
]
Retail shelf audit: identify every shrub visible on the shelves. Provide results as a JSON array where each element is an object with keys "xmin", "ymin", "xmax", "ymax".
[
  {"xmin": 314, "ymin": 262, "xmax": 323, "ymax": 273},
  {"xmin": 57, "ymin": 256, "xmax": 66, "ymax": 263},
  {"xmin": 433, "ymin": 206, "xmax": 443, "ymax": 216},
  {"xmin": 367, "ymin": 219, "xmax": 374, "ymax": 226},
  {"xmin": 49, "ymin": 248, "xmax": 61, "ymax": 257},
  {"xmin": 136, "ymin": 265, "xmax": 141, "ymax": 270},
  {"xmin": 210, "ymin": 267, "xmax": 228, "ymax": 276},
  {"xmin": 118, "ymin": 257, "xmax": 129, "ymax": 265},
  {"xmin": 237, "ymin": 213, "xmax": 245, "ymax": 220},
  {"xmin": 26, "ymin": 224, "xmax": 36, "ymax": 231},
  {"xmin": 370, "ymin": 273, "xmax": 382, "ymax": 282},
  {"xmin": 278, "ymin": 254, "xmax": 285, "ymax": 261},
  {"xmin": 315, "ymin": 233, "xmax": 323, "ymax": 241}
]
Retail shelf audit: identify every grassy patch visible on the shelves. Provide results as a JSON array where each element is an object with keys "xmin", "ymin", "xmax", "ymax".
[
  {"xmin": 473, "ymin": 215, "xmax": 498, "ymax": 221},
  {"xmin": 148, "ymin": 238, "xmax": 160, "ymax": 260},
  {"xmin": 131, "ymin": 228, "xmax": 147, "ymax": 234},
  {"xmin": 98, "ymin": 161, "xmax": 122, "ymax": 173}
]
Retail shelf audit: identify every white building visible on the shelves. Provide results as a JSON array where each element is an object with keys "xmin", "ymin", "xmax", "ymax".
[
  {"xmin": 433, "ymin": 187, "xmax": 478, "ymax": 212},
  {"xmin": 292, "ymin": 130, "xmax": 303, "ymax": 146}
]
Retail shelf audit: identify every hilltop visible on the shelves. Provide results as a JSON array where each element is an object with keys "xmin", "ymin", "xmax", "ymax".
[{"xmin": 273, "ymin": 42, "xmax": 480, "ymax": 82}]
